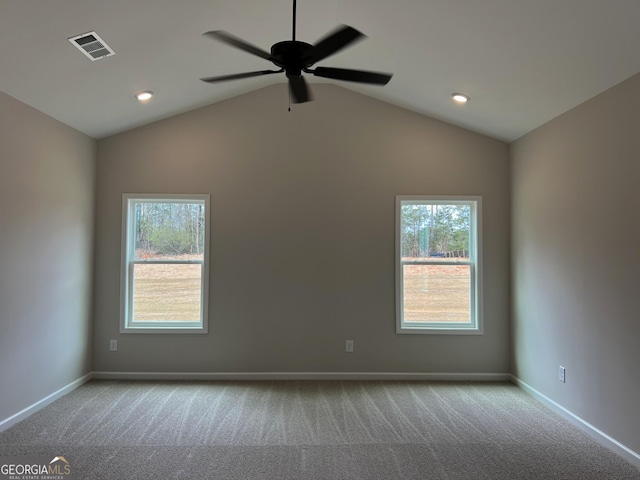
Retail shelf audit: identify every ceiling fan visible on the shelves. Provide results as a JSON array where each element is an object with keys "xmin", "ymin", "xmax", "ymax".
[{"xmin": 200, "ymin": 0, "xmax": 393, "ymax": 104}]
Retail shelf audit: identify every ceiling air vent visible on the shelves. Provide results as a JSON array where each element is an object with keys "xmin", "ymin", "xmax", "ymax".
[{"xmin": 68, "ymin": 31, "xmax": 115, "ymax": 61}]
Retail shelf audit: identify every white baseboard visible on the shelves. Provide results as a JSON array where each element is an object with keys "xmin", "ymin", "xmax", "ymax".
[
  {"xmin": 92, "ymin": 371, "xmax": 511, "ymax": 381},
  {"xmin": 510, "ymin": 375, "xmax": 640, "ymax": 469},
  {"xmin": 0, "ymin": 372, "xmax": 93, "ymax": 432}
]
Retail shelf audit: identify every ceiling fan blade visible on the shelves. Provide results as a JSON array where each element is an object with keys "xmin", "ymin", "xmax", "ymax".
[
  {"xmin": 289, "ymin": 75, "xmax": 312, "ymax": 103},
  {"xmin": 311, "ymin": 67, "xmax": 392, "ymax": 85},
  {"xmin": 201, "ymin": 69, "xmax": 283, "ymax": 83},
  {"xmin": 203, "ymin": 30, "xmax": 272, "ymax": 61},
  {"xmin": 305, "ymin": 25, "xmax": 365, "ymax": 65}
]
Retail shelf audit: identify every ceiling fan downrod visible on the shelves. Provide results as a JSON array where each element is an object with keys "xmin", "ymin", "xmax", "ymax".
[{"xmin": 292, "ymin": 0, "xmax": 297, "ymax": 41}]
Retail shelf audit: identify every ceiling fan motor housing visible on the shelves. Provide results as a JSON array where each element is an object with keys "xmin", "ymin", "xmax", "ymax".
[{"xmin": 271, "ymin": 41, "xmax": 313, "ymax": 76}]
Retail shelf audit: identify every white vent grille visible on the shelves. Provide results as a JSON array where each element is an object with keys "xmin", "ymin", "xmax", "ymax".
[{"xmin": 68, "ymin": 31, "xmax": 115, "ymax": 61}]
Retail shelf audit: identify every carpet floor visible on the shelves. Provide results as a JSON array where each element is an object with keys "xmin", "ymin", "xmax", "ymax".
[{"xmin": 1, "ymin": 380, "xmax": 638, "ymax": 479}]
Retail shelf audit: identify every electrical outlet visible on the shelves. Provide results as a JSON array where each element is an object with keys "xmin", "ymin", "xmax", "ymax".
[
  {"xmin": 346, "ymin": 340, "xmax": 354, "ymax": 353},
  {"xmin": 559, "ymin": 366, "xmax": 566, "ymax": 383},
  {"xmin": 110, "ymin": 339, "xmax": 118, "ymax": 352}
]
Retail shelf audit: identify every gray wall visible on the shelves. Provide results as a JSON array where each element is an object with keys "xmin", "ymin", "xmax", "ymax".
[
  {"xmin": 93, "ymin": 85, "xmax": 510, "ymax": 374},
  {"xmin": 511, "ymin": 73, "xmax": 640, "ymax": 453},
  {"xmin": 0, "ymin": 92, "xmax": 95, "ymax": 422}
]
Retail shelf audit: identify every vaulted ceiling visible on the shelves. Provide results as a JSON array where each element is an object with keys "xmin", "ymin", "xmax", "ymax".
[{"xmin": 1, "ymin": 0, "xmax": 638, "ymax": 141}]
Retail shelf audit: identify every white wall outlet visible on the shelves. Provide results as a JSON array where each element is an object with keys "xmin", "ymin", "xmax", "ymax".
[
  {"xmin": 110, "ymin": 339, "xmax": 118, "ymax": 352},
  {"xmin": 559, "ymin": 366, "xmax": 566, "ymax": 383},
  {"xmin": 346, "ymin": 340, "xmax": 354, "ymax": 353}
]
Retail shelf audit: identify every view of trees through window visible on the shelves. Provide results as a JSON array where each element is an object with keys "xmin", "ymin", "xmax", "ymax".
[
  {"xmin": 398, "ymin": 200, "xmax": 476, "ymax": 327},
  {"xmin": 134, "ymin": 201, "xmax": 205, "ymax": 260},
  {"xmin": 401, "ymin": 203, "xmax": 470, "ymax": 259},
  {"xmin": 123, "ymin": 198, "xmax": 208, "ymax": 327}
]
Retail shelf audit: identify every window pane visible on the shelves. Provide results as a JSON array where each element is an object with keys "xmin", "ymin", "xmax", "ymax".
[
  {"xmin": 400, "ymin": 204, "xmax": 470, "ymax": 259},
  {"xmin": 134, "ymin": 202, "xmax": 205, "ymax": 261},
  {"xmin": 132, "ymin": 263, "xmax": 202, "ymax": 322},
  {"xmin": 402, "ymin": 264, "xmax": 470, "ymax": 323}
]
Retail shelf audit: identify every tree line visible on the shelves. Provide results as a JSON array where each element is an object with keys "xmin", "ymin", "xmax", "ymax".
[
  {"xmin": 401, "ymin": 204, "xmax": 470, "ymax": 258},
  {"xmin": 135, "ymin": 201, "xmax": 205, "ymax": 256}
]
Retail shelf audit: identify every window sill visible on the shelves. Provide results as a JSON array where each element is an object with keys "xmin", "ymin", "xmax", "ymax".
[
  {"xmin": 120, "ymin": 326, "xmax": 208, "ymax": 334},
  {"xmin": 396, "ymin": 325, "xmax": 483, "ymax": 335}
]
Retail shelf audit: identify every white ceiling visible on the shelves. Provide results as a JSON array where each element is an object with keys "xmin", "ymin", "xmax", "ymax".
[{"xmin": 1, "ymin": 0, "xmax": 639, "ymax": 142}]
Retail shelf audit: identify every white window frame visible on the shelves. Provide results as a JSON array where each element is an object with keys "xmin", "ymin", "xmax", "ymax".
[
  {"xmin": 120, "ymin": 193, "xmax": 210, "ymax": 334},
  {"xmin": 395, "ymin": 195, "xmax": 483, "ymax": 334}
]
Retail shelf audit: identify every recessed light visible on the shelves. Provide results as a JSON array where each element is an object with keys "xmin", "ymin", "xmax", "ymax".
[
  {"xmin": 452, "ymin": 93, "xmax": 470, "ymax": 104},
  {"xmin": 135, "ymin": 90, "xmax": 154, "ymax": 102}
]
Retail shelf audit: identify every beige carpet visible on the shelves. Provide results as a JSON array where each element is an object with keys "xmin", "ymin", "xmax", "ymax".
[{"xmin": 1, "ymin": 380, "xmax": 638, "ymax": 479}]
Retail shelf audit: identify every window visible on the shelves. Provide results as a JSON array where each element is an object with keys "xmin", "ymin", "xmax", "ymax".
[
  {"xmin": 120, "ymin": 194, "xmax": 210, "ymax": 333},
  {"xmin": 395, "ymin": 196, "xmax": 482, "ymax": 334}
]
